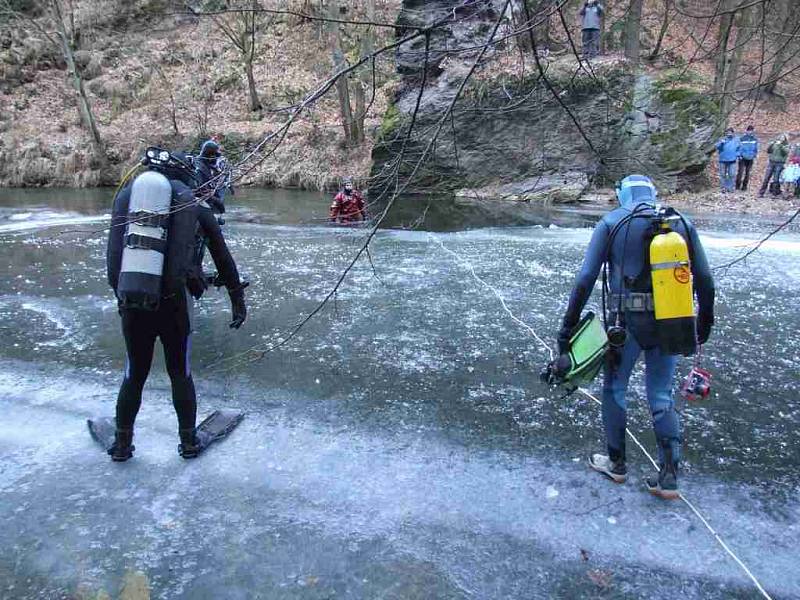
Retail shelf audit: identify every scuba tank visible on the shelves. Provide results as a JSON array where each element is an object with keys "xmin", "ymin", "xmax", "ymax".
[
  {"xmin": 116, "ymin": 170, "xmax": 173, "ymax": 310},
  {"xmin": 649, "ymin": 217, "xmax": 697, "ymax": 356}
]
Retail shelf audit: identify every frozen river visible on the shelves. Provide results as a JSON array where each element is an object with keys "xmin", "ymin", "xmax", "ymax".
[{"xmin": 1, "ymin": 188, "xmax": 799, "ymax": 599}]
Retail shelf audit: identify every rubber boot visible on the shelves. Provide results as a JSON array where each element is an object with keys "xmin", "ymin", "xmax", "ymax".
[
  {"xmin": 646, "ymin": 439, "xmax": 679, "ymax": 500},
  {"xmin": 108, "ymin": 429, "xmax": 134, "ymax": 462},
  {"xmin": 178, "ymin": 428, "xmax": 200, "ymax": 459}
]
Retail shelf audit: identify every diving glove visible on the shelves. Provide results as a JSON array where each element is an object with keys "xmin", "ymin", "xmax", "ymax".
[
  {"xmin": 228, "ymin": 286, "xmax": 247, "ymax": 329},
  {"xmin": 540, "ymin": 354, "xmax": 572, "ymax": 385}
]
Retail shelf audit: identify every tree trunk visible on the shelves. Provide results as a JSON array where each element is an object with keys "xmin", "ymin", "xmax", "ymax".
[
  {"xmin": 244, "ymin": 0, "xmax": 262, "ymax": 111},
  {"xmin": 624, "ymin": 0, "xmax": 644, "ymax": 64},
  {"xmin": 721, "ymin": 4, "xmax": 750, "ymax": 121},
  {"xmin": 648, "ymin": 0, "xmax": 672, "ymax": 60},
  {"xmin": 533, "ymin": 0, "xmax": 552, "ymax": 50},
  {"xmin": 350, "ymin": 0, "xmax": 374, "ymax": 144},
  {"xmin": 244, "ymin": 57, "xmax": 262, "ymax": 111},
  {"xmin": 327, "ymin": 2, "xmax": 356, "ymax": 144},
  {"xmin": 510, "ymin": 0, "xmax": 532, "ymax": 53},
  {"xmin": 763, "ymin": 0, "xmax": 793, "ymax": 94},
  {"xmin": 713, "ymin": 0, "xmax": 735, "ymax": 95},
  {"xmin": 51, "ymin": 0, "xmax": 103, "ymax": 155}
]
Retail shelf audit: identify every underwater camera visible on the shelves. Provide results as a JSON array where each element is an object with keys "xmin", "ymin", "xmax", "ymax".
[{"xmin": 680, "ymin": 366, "xmax": 712, "ymax": 402}]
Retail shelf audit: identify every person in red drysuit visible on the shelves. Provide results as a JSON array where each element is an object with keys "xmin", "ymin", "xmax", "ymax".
[{"xmin": 329, "ymin": 180, "xmax": 366, "ymax": 223}]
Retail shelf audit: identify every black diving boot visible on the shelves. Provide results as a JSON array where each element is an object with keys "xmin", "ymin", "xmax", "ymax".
[
  {"xmin": 646, "ymin": 440, "xmax": 679, "ymax": 500},
  {"xmin": 589, "ymin": 445, "xmax": 627, "ymax": 483},
  {"xmin": 178, "ymin": 428, "xmax": 200, "ymax": 459},
  {"xmin": 108, "ymin": 429, "xmax": 134, "ymax": 462}
]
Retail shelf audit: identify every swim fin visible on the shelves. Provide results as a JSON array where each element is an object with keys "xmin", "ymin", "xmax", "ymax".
[
  {"xmin": 192, "ymin": 410, "xmax": 245, "ymax": 453},
  {"xmin": 87, "ymin": 417, "xmax": 116, "ymax": 453},
  {"xmin": 88, "ymin": 410, "xmax": 244, "ymax": 457}
]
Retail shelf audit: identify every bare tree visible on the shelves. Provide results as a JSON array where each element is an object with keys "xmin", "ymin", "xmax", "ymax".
[
  {"xmin": 713, "ymin": 0, "xmax": 736, "ymax": 96},
  {"xmin": 762, "ymin": 0, "xmax": 795, "ymax": 95},
  {"xmin": 1, "ymin": 0, "xmax": 104, "ymax": 155},
  {"xmin": 509, "ymin": 0, "xmax": 552, "ymax": 53},
  {"xmin": 350, "ymin": 0, "xmax": 375, "ymax": 144},
  {"xmin": 720, "ymin": 3, "xmax": 751, "ymax": 120},
  {"xmin": 326, "ymin": 1, "xmax": 359, "ymax": 145},
  {"xmin": 648, "ymin": 0, "xmax": 672, "ymax": 61},
  {"xmin": 202, "ymin": 0, "xmax": 264, "ymax": 111},
  {"xmin": 624, "ymin": 0, "xmax": 644, "ymax": 64}
]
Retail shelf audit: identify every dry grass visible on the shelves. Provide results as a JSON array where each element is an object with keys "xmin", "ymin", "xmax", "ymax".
[{"xmin": 0, "ymin": 0, "xmax": 401, "ymax": 189}]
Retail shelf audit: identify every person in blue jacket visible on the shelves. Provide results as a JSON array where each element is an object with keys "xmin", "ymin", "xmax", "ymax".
[
  {"xmin": 556, "ymin": 175, "xmax": 715, "ymax": 499},
  {"xmin": 715, "ymin": 128, "xmax": 739, "ymax": 193},
  {"xmin": 735, "ymin": 125, "xmax": 758, "ymax": 191}
]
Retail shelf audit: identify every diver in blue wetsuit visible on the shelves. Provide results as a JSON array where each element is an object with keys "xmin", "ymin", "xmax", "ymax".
[{"xmin": 557, "ymin": 174, "xmax": 715, "ymax": 499}]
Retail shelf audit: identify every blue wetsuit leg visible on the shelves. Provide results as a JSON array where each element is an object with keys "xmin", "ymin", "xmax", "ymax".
[
  {"xmin": 644, "ymin": 346, "xmax": 680, "ymax": 465},
  {"xmin": 601, "ymin": 335, "xmax": 641, "ymax": 460}
]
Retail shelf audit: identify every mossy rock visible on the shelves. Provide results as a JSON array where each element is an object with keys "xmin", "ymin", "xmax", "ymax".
[{"xmin": 378, "ymin": 103, "xmax": 403, "ymax": 140}]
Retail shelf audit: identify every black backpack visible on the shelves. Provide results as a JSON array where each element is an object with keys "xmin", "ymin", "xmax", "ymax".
[{"xmin": 769, "ymin": 180, "xmax": 782, "ymax": 196}]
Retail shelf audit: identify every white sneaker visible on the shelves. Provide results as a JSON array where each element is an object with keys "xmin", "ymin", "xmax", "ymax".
[{"xmin": 589, "ymin": 453, "xmax": 627, "ymax": 483}]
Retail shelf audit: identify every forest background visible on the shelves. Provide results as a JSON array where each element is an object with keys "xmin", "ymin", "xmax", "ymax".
[{"xmin": 0, "ymin": 0, "xmax": 798, "ymax": 215}]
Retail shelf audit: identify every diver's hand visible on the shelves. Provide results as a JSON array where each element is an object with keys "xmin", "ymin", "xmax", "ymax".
[{"xmin": 228, "ymin": 287, "xmax": 247, "ymax": 329}]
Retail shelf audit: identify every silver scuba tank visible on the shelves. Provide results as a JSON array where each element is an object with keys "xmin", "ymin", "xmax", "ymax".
[{"xmin": 117, "ymin": 171, "xmax": 173, "ymax": 310}]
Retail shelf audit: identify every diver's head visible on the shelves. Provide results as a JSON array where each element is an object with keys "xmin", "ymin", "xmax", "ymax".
[
  {"xmin": 143, "ymin": 147, "xmax": 197, "ymax": 187},
  {"xmin": 200, "ymin": 140, "xmax": 221, "ymax": 163},
  {"xmin": 616, "ymin": 174, "xmax": 657, "ymax": 208},
  {"xmin": 343, "ymin": 178, "xmax": 353, "ymax": 195}
]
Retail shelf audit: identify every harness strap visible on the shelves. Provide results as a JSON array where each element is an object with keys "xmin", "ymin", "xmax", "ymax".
[
  {"xmin": 125, "ymin": 233, "xmax": 167, "ymax": 254},
  {"xmin": 651, "ymin": 260, "xmax": 689, "ymax": 271},
  {"xmin": 609, "ymin": 292, "xmax": 655, "ymax": 312},
  {"xmin": 128, "ymin": 211, "xmax": 170, "ymax": 228}
]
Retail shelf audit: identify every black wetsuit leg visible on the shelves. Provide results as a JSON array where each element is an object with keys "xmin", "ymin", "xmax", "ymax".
[
  {"xmin": 158, "ymin": 299, "xmax": 197, "ymax": 431},
  {"xmin": 116, "ymin": 309, "xmax": 158, "ymax": 430},
  {"xmin": 115, "ymin": 299, "xmax": 196, "ymax": 432}
]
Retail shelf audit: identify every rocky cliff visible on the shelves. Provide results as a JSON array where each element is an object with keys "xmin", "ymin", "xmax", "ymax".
[{"xmin": 370, "ymin": 0, "xmax": 718, "ymax": 204}]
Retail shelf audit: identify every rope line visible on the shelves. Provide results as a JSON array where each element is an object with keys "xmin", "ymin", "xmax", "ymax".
[{"xmin": 428, "ymin": 234, "xmax": 773, "ymax": 600}]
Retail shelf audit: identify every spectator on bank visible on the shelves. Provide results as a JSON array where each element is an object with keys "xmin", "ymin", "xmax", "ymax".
[
  {"xmin": 715, "ymin": 128, "xmax": 739, "ymax": 193},
  {"xmin": 758, "ymin": 133, "xmax": 790, "ymax": 197},
  {"xmin": 780, "ymin": 145, "xmax": 800, "ymax": 197},
  {"xmin": 580, "ymin": 0, "xmax": 604, "ymax": 59},
  {"xmin": 735, "ymin": 124, "xmax": 758, "ymax": 191}
]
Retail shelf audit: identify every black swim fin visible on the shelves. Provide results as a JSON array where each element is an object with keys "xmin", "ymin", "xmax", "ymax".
[
  {"xmin": 87, "ymin": 417, "xmax": 116, "ymax": 453},
  {"xmin": 194, "ymin": 410, "xmax": 245, "ymax": 452},
  {"xmin": 89, "ymin": 411, "xmax": 244, "ymax": 457}
]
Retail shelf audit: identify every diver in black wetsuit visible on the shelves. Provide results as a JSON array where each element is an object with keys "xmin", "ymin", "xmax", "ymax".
[
  {"xmin": 106, "ymin": 148, "xmax": 247, "ymax": 462},
  {"xmin": 194, "ymin": 139, "xmax": 231, "ymax": 215}
]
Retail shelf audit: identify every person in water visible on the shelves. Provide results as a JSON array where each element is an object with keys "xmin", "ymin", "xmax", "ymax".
[
  {"xmin": 106, "ymin": 148, "xmax": 247, "ymax": 462},
  {"xmin": 555, "ymin": 174, "xmax": 715, "ymax": 499},
  {"xmin": 194, "ymin": 139, "xmax": 231, "ymax": 215},
  {"xmin": 329, "ymin": 179, "xmax": 366, "ymax": 223}
]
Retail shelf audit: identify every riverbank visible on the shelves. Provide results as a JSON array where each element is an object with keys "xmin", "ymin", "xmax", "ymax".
[{"xmin": 578, "ymin": 187, "xmax": 800, "ymax": 218}]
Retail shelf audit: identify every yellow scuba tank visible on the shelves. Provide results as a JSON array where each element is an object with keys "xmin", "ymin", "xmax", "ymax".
[{"xmin": 650, "ymin": 222, "xmax": 696, "ymax": 355}]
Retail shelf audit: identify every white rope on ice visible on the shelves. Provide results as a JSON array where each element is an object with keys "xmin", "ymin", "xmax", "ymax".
[{"xmin": 429, "ymin": 233, "xmax": 774, "ymax": 600}]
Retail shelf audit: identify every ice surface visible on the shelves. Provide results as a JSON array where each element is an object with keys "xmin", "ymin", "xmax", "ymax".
[{"xmin": 1, "ymin": 199, "xmax": 799, "ymax": 599}]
